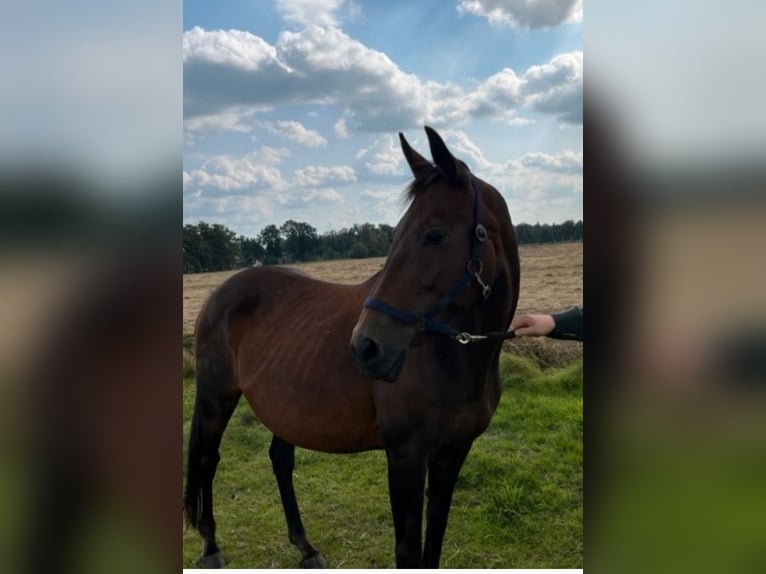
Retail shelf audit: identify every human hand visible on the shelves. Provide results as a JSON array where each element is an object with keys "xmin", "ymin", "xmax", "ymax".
[{"xmin": 510, "ymin": 314, "xmax": 556, "ymax": 337}]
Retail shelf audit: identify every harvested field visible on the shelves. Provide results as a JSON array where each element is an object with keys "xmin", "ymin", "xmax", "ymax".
[{"xmin": 183, "ymin": 241, "xmax": 582, "ymax": 367}]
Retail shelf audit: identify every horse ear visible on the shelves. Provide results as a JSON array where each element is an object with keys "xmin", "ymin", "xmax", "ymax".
[
  {"xmin": 399, "ymin": 132, "xmax": 432, "ymax": 179},
  {"xmin": 424, "ymin": 126, "xmax": 460, "ymax": 184}
]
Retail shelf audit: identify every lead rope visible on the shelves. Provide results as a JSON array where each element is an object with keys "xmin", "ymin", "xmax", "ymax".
[{"xmin": 455, "ymin": 329, "xmax": 516, "ymax": 344}]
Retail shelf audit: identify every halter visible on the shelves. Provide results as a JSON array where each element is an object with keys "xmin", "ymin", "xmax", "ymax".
[{"xmin": 363, "ymin": 176, "xmax": 515, "ymax": 344}]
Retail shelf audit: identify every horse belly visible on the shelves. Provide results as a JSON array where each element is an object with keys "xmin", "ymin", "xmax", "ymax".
[{"xmin": 238, "ymin": 342, "xmax": 382, "ymax": 453}]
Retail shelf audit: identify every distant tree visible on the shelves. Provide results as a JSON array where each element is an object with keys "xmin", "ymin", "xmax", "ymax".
[
  {"xmin": 198, "ymin": 222, "xmax": 239, "ymax": 271},
  {"xmin": 183, "ymin": 224, "xmax": 207, "ymax": 273},
  {"xmin": 321, "ymin": 247, "xmax": 340, "ymax": 261},
  {"xmin": 184, "ymin": 218, "xmax": 581, "ymax": 272},
  {"xmin": 280, "ymin": 220, "xmax": 319, "ymax": 262},
  {"xmin": 325, "ymin": 228, "xmax": 356, "ymax": 257},
  {"xmin": 573, "ymin": 220, "xmax": 583, "ymax": 240},
  {"xmin": 258, "ymin": 224, "xmax": 282, "ymax": 265},
  {"xmin": 377, "ymin": 223, "xmax": 395, "ymax": 252},
  {"xmin": 182, "ymin": 222, "xmax": 240, "ymax": 272},
  {"xmin": 557, "ymin": 220, "xmax": 575, "ymax": 242},
  {"xmin": 239, "ymin": 236, "xmax": 264, "ymax": 266},
  {"xmin": 317, "ymin": 230, "xmax": 342, "ymax": 260},
  {"xmin": 348, "ymin": 242, "xmax": 369, "ymax": 259},
  {"xmin": 356, "ymin": 223, "xmax": 385, "ymax": 255},
  {"xmin": 514, "ymin": 220, "xmax": 583, "ymax": 245}
]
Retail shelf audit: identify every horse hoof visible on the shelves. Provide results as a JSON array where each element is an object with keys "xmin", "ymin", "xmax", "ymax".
[
  {"xmin": 198, "ymin": 551, "xmax": 227, "ymax": 568},
  {"xmin": 300, "ymin": 553, "xmax": 327, "ymax": 568}
]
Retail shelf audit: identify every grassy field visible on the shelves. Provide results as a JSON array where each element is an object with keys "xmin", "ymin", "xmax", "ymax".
[
  {"xmin": 182, "ymin": 355, "xmax": 582, "ymax": 568},
  {"xmin": 182, "ymin": 241, "xmax": 583, "ymax": 568}
]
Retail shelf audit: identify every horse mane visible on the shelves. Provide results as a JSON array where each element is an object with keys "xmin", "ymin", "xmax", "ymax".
[
  {"xmin": 402, "ymin": 167, "xmax": 441, "ymax": 204},
  {"xmin": 401, "ymin": 160, "xmax": 471, "ymax": 205}
]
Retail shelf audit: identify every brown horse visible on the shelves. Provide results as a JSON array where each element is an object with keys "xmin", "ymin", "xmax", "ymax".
[{"xmin": 183, "ymin": 126, "xmax": 520, "ymax": 568}]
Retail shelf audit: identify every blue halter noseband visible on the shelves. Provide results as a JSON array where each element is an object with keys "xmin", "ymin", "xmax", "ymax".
[{"xmin": 363, "ymin": 175, "xmax": 497, "ymax": 344}]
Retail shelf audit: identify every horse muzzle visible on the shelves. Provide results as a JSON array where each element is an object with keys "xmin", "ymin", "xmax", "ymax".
[{"xmin": 350, "ymin": 333, "xmax": 408, "ymax": 383}]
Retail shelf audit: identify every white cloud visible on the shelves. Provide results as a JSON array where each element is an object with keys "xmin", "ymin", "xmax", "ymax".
[
  {"xmin": 183, "ymin": 26, "xmax": 583, "ymax": 132},
  {"xmin": 183, "ymin": 24, "xmax": 421, "ymax": 133},
  {"xmin": 517, "ymin": 149, "xmax": 582, "ymax": 173},
  {"xmin": 280, "ymin": 186, "xmax": 346, "ymax": 209},
  {"xmin": 457, "ymin": 0, "xmax": 583, "ymax": 30},
  {"xmin": 356, "ymin": 134, "xmax": 405, "ymax": 176},
  {"xmin": 424, "ymin": 130, "xmax": 582, "ymax": 214},
  {"xmin": 441, "ymin": 129, "xmax": 495, "ymax": 171},
  {"xmin": 184, "ymin": 107, "xmax": 261, "ymax": 138},
  {"xmin": 521, "ymin": 51, "xmax": 583, "ymax": 125},
  {"xmin": 182, "ymin": 18, "xmax": 582, "ymax": 229},
  {"xmin": 453, "ymin": 131, "xmax": 581, "ymax": 176},
  {"xmin": 187, "ymin": 161, "xmax": 280, "ymax": 192},
  {"xmin": 302, "ymin": 187, "xmax": 345, "ymax": 203},
  {"xmin": 184, "ymin": 137, "xmax": 581, "ymax": 234},
  {"xmin": 551, "ymin": 195, "xmax": 575, "ymax": 207},
  {"xmin": 263, "ymin": 120, "xmax": 327, "ymax": 147},
  {"xmin": 360, "ymin": 189, "xmax": 397, "ymax": 201},
  {"xmin": 183, "ymin": 26, "xmax": 285, "ymax": 72},
  {"xmin": 507, "ymin": 116, "xmax": 536, "ymax": 126},
  {"xmin": 184, "ymin": 146, "xmax": 290, "ymax": 193},
  {"xmin": 184, "ymin": 194, "xmax": 274, "ymax": 221},
  {"xmin": 465, "ymin": 68, "xmax": 525, "ymax": 118},
  {"xmin": 334, "ymin": 117, "xmax": 350, "ymax": 138},
  {"xmin": 258, "ymin": 146, "xmax": 293, "ymax": 165},
  {"xmin": 276, "ymin": 0, "xmax": 347, "ymax": 27},
  {"xmin": 293, "ymin": 165, "xmax": 356, "ymax": 187},
  {"xmin": 184, "ymin": 26, "xmax": 583, "ymax": 133},
  {"xmin": 276, "ymin": 25, "xmax": 426, "ymax": 131},
  {"xmin": 498, "ymin": 151, "xmax": 583, "ymax": 205}
]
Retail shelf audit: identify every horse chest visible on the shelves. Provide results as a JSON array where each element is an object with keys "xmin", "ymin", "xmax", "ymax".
[
  {"xmin": 437, "ymin": 366, "xmax": 503, "ymax": 442},
  {"xmin": 447, "ymin": 393, "xmax": 498, "ymax": 444}
]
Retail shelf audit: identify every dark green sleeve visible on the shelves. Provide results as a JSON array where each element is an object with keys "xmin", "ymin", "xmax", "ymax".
[{"xmin": 549, "ymin": 306, "xmax": 583, "ymax": 341}]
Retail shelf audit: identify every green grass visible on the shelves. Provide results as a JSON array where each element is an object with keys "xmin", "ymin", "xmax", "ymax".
[{"xmin": 182, "ymin": 353, "xmax": 583, "ymax": 568}]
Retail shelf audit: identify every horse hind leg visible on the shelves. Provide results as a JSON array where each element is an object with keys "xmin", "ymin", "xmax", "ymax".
[
  {"xmin": 184, "ymin": 355, "xmax": 241, "ymax": 568},
  {"xmin": 269, "ymin": 435, "xmax": 327, "ymax": 568}
]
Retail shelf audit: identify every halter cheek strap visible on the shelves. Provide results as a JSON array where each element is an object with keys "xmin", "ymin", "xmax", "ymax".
[{"xmin": 363, "ymin": 175, "xmax": 500, "ymax": 342}]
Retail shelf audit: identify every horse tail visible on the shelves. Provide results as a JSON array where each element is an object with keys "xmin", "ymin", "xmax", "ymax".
[
  {"xmin": 183, "ymin": 289, "xmax": 248, "ymax": 530},
  {"xmin": 183, "ymin": 393, "xmax": 204, "ymax": 528}
]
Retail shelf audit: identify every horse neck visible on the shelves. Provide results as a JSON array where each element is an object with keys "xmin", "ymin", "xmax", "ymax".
[
  {"xmin": 467, "ymin": 266, "xmax": 515, "ymax": 336},
  {"xmin": 488, "ymin": 192, "xmax": 521, "ymax": 328},
  {"xmin": 356, "ymin": 269, "xmax": 383, "ymax": 293}
]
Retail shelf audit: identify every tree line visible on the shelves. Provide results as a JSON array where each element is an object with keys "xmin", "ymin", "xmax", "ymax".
[
  {"xmin": 514, "ymin": 220, "xmax": 583, "ymax": 245},
  {"xmin": 183, "ymin": 219, "xmax": 582, "ymax": 274}
]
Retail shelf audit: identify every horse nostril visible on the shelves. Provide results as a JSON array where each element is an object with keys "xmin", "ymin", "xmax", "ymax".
[{"xmin": 359, "ymin": 336, "xmax": 381, "ymax": 363}]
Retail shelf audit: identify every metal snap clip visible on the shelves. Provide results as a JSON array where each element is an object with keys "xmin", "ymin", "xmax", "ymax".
[
  {"xmin": 467, "ymin": 258, "xmax": 483, "ymax": 275},
  {"xmin": 456, "ymin": 333, "xmax": 472, "ymax": 344}
]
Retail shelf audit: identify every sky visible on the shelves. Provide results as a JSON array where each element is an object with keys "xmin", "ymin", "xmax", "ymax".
[{"xmin": 183, "ymin": 0, "xmax": 583, "ymax": 237}]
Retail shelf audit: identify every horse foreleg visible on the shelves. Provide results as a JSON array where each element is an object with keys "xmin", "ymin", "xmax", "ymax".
[
  {"xmin": 269, "ymin": 435, "xmax": 327, "ymax": 568},
  {"xmin": 421, "ymin": 443, "xmax": 473, "ymax": 568},
  {"xmin": 385, "ymin": 446, "xmax": 427, "ymax": 568}
]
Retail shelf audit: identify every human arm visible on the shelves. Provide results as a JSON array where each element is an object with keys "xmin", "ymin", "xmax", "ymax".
[
  {"xmin": 510, "ymin": 306, "xmax": 583, "ymax": 341},
  {"xmin": 549, "ymin": 306, "xmax": 583, "ymax": 341}
]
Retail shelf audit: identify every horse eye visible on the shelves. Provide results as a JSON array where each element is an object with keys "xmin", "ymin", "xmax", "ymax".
[{"xmin": 423, "ymin": 229, "xmax": 446, "ymax": 245}]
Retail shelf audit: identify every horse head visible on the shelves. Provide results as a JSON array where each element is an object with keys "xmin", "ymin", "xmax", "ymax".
[{"xmin": 350, "ymin": 126, "xmax": 518, "ymax": 382}]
